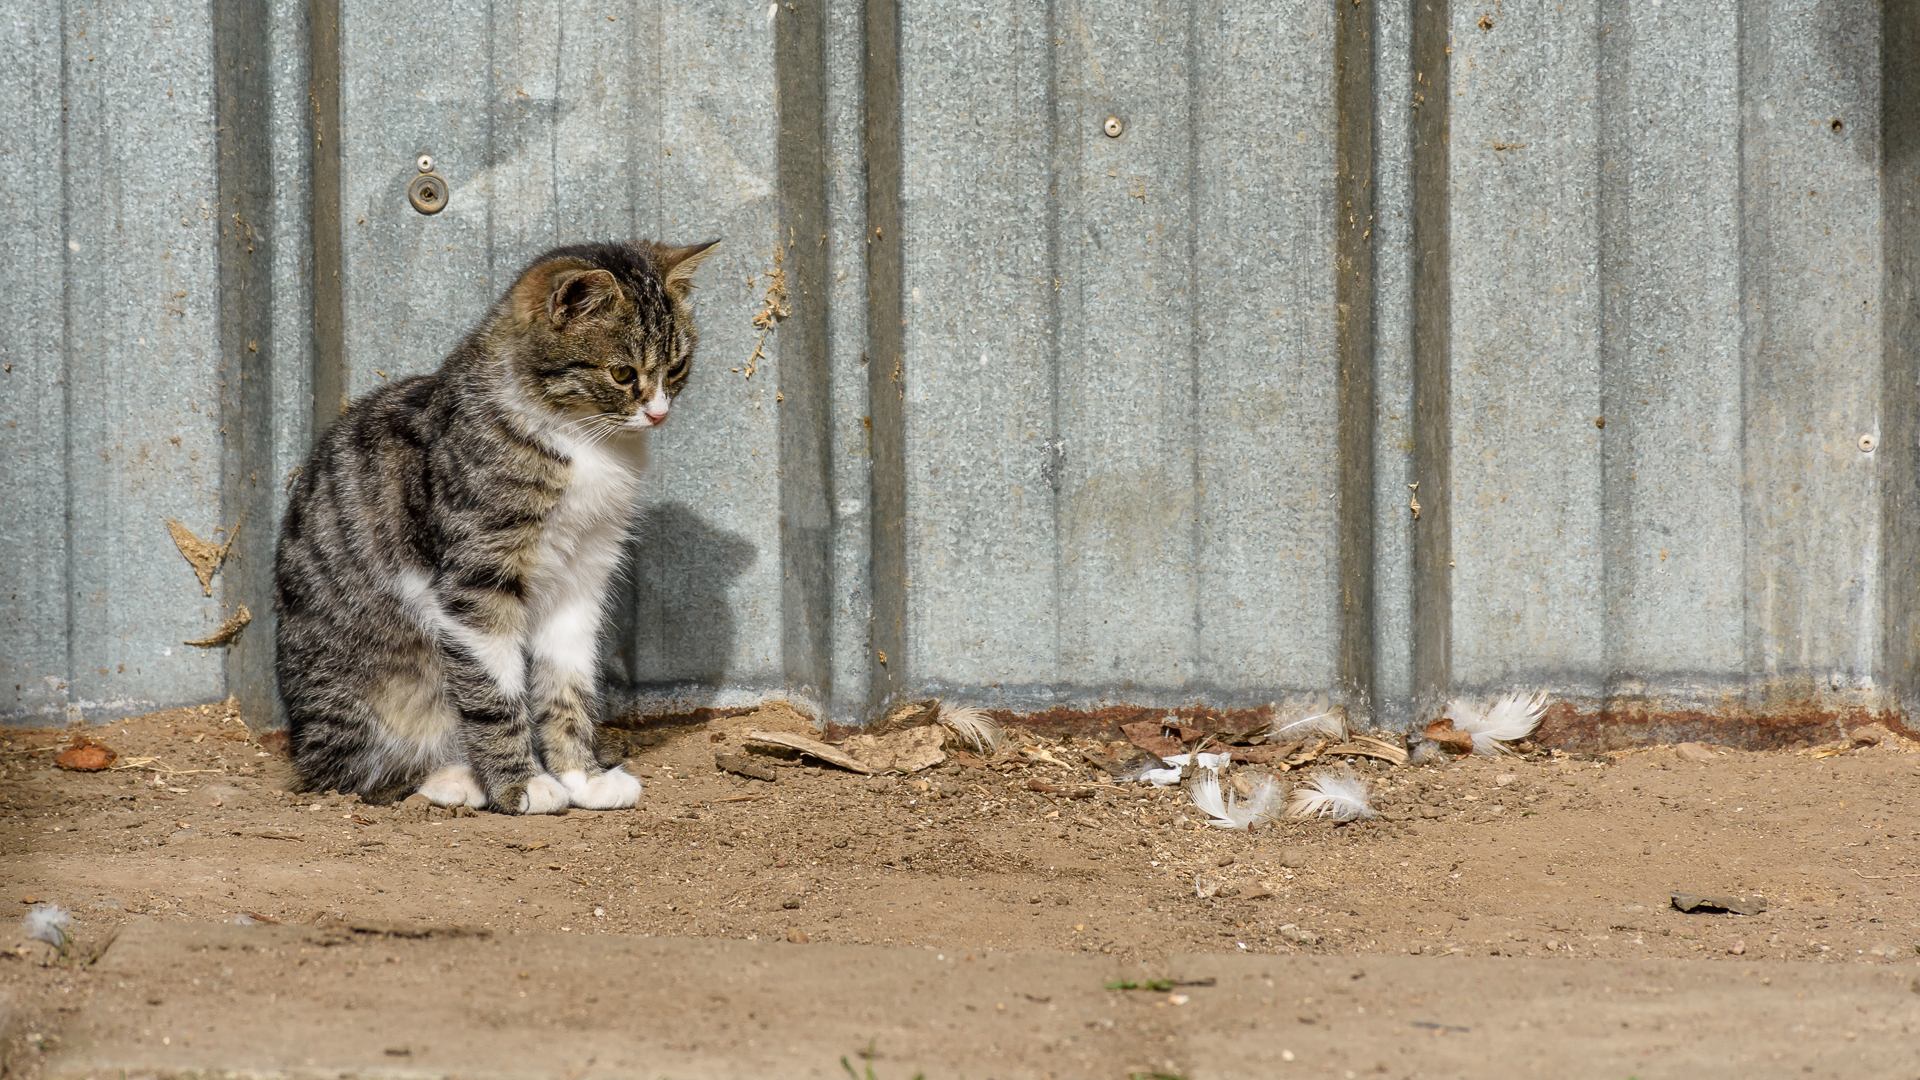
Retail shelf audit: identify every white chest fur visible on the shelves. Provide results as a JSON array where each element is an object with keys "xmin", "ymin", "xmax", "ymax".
[{"xmin": 526, "ymin": 429, "xmax": 649, "ymax": 624}]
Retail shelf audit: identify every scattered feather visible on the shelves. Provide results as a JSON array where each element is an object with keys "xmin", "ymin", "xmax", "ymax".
[
  {"xmin": 934, "ymin": 703, "xmax": 1005, "ymax": 754},
  {"xmin": 1445, "ymin": 690, "xmax": 1548, "ymax": 755},
  {"xmin": 1268, "ymin": 691, "xmax": 1347, "ymax": 742},
  {"xmin": 1186, "ymin": 768, "xmax": 1286, "ymax": 829},
  {"xmin": 1286, "ymin": 768, "xmax": 1377, "ymax": 822},
  {"xmin": 1135, "ymin": 751, "xmax": 1233, "ymax": 786},
  {"xmin": 23, "ymin": 903, "xmax": 73, "ymax": 949}
]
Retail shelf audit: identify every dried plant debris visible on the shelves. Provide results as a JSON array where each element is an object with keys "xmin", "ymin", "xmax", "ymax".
[
  {"xmin": 1286, "ymin": 768, "xmax": 1378, "ymax": 822},
  {"xmin": 53, "ymin": 734, "xmax": 117, "ymax": 771},
  {"xmin": 185, "ymin": 604, "xmax": 252, "ymax": 648},
  {"xmin": 1444, "ymin": 690, "xmax": 1548, "ymax": 755},
  {"xmin": 1267, "ymin": 691, "xmax": 1348, "ymax": 742},
  {"xmin": 841, "ymin": 726, "xmax": 946, "ymax": 773},
  {"xmin": 934, "ymin": 703, "xmax": 1005, "ymax": 754},
  {"xmin": 1322, "ymin": 736, "xmax": 1409, "ymax": 766},
  {"xmin": 1185, "ymin": 768, "xmax": 1285, "ymax": 830},
  {"xmin": 166, "ymin": 518, "xmax": 238, "ymax": 596},
  {"xmin": 742, "ymin": 731, "xmax": 874, "ymax": 775}
]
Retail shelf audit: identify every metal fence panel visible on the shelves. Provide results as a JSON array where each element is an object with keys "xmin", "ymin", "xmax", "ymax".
[
  {"xmin": 3, "ymin": 0, "xmax": 1915, "ymax": 743},
  {"xmin": 3, "ymin": 1, "xmax": 233, "ymax": 724}
]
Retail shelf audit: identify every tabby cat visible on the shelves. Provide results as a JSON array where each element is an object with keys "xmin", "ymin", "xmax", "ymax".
[{"xmin": 274, "ymin": 239, "xmax": 718, "ymax": 813}]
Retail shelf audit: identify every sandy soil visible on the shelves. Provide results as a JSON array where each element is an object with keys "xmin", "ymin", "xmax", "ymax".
[{"xmin": 4, "ymin": 701, "xmax": 1920, "ymax": 1076}]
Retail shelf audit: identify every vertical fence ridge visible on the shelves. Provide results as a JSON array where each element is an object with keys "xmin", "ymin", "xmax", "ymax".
[
  {"xmin": 776, "ymin": 0, "xmax": 835, "ymax": 701},
  {"xmin": 862, "ymin": 0, "xmax": 906, "ymax": 712},
  {"xmin": 1409, "ymin": 0, "xmax": 1451, "ymax": 715},
  {"xmin": 215, "ymin": 0, "xmax": 278, "ymax": 728},
  {"xmin": 1336, "ymin": 0, "xmax": 1379, "ymax": 722}
]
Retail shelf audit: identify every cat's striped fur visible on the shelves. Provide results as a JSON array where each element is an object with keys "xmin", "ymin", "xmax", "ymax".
[{"xmin": 274, "ymin": 239, "xmax": 717, "ymax": 813}]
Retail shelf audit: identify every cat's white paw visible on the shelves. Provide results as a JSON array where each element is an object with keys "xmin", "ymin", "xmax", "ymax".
[
  {"xmin": 559, "ymin": 766, "xmax": 642, "ymax": 810},
  {"xmin": 517, "ymin": 773, "xmax": 570, "ymax": 814},
  {"xmin": 418, "ymin": 764, "xmax": 487, "ymax": 808}
]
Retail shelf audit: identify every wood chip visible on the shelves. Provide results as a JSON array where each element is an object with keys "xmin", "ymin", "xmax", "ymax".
[
  {"xmin": 742, "ymin": 731, "xmax": 873, "ymax": 774},
  {"xmin": 1026, "ymin": 779, "xmax": 1095, "ymax": 799}
]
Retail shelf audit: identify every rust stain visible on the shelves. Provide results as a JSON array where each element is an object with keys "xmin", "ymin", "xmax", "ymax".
[
  {"xmin": 1535, "ymin": 698, "xmax": 1919, "ymax": 754},
  {"xmin": 975, "ymin": 703, "xmax": 1278, "ymax": 742},
  {"xmin": 605, "ymin": 705, "xmax": 757, "ymax": 732}
]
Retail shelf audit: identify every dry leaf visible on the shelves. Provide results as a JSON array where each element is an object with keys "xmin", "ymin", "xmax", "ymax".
[
  {"xmin": 185, "ymin": 605, "xmax": 252, "ymax": 647},
  {"xmin": 1424, "ymin": 718, "xmax": 1475, "ymax": 755},
  {"xmin": 167, "ymin": 518, "xmax": 238, "ymax": 596},
  {"xmin": 54, "ymin": 735, "xmax": 117, "ymax": 772}
]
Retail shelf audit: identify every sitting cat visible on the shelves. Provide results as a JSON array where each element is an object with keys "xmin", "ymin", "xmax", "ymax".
[{"xmin": 274, "ymin": 239, "xmax": 718, "ymax": 813}]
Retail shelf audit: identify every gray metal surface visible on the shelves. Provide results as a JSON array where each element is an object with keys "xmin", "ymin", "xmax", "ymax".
[
  {"xmin": 890, "ymin": 0, "xmax": 1347, "ymax": 716},
  {"xmin": 3, "ymin": 0, "xmax": 1916, "ymax": 736},
  {"xmin": 2, "ymin": 0, "xmax": 232, "ymax": 723}
]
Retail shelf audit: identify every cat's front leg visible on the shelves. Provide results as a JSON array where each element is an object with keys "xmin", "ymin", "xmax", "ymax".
[
  {"xmin": 529, "ymin": 600, "xmax": 641, "ymax": 810},
  {"xmin": 438, "ymin": 626, "xmax": 570, "ymax": 815}
]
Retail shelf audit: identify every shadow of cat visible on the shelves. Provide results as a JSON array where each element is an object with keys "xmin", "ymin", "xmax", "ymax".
[{"xmin": 601, "ymin": 501, "xmax": 758, "ymax": 689}]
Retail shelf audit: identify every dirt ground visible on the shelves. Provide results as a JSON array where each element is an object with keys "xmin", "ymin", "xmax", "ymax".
[{"xmin": 5, "ymin": 701, "xmax": 1920, "ymax": 1077}]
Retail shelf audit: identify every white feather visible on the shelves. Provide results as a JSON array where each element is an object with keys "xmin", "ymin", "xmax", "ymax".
[
  {"xmin": 1268, "ymin": 691, "xmax": 1346, "ymax": 742},
  {"xmin": 1447, "ymin": 690, "xmax": 1548, "ymax": 755},
  {"xmin": 23, "ymin": 903, "xmax": 72, "ymax": 948},
  {"xmin": 1137, "ymin": 751, "xmax": 1233, "ymax": 786},
  {"xmin": 1286, "ymin": 768, "xmax": 1377, "ymax": 822},
  {"xmin": 1185, "ymin": 768, "xmax": 1286, "ymax": 830},
  {"xmin": 935, "ymin": 703, "xmax": 1005, "ymax": 754}
]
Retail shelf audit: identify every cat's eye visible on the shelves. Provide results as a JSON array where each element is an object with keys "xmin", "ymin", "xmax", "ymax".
[{"xmin": 609, "ymin": 363, "xmax": 636, "ymax": 384}]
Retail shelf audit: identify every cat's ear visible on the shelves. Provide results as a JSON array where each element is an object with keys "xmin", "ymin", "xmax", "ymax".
[
  {"xmin": 512, "ymin": 260, "xmax": 619, "ymax": 328},
  {"xmin": 547, "ymin": 269, "xmax": 620, "ymax": 326},
  {"xmin": 653, "ymin": 239, "xmax": 721, "ymax": 301}
]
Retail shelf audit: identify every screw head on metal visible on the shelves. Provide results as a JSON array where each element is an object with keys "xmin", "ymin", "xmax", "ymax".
[
  {"xmin": 1103, "ymin": 116, "xmax": 1123, "ymax": 138},
  {"xmin": 408, "ymin": 172, "xmax": 449, "ymax": 215},
  {"xmin": 1860, "ymin": 433, "xmax": 1877, "ymax": 453},
  {"xmin": 416, "ymin": 154, "xmax": 435, "ymax": 173}
]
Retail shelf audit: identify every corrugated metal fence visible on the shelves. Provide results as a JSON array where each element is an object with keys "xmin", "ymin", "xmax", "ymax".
[{"xmin": 4, "ymin": 0, "xmax": 1915, "ymax": 745}]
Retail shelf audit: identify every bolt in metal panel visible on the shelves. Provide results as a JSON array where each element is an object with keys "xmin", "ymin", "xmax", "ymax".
[
  {"xmin": 337, "ymin": 0, "xmax": 493, "ymax": 399},
  {"xmin": 327, "ymin": 0, "xmax": 787, "ymax": 707}
]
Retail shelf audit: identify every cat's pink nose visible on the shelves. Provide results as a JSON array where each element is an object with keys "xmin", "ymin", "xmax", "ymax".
[{"xmin": 644, "ymin": 408, "xmax": 669, "ymax": 425}]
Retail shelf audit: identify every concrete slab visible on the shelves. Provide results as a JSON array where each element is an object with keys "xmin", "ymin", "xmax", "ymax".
[{"xmin": 39, "ymin": 919, "xmax": 1920, "ymax": 1079}]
